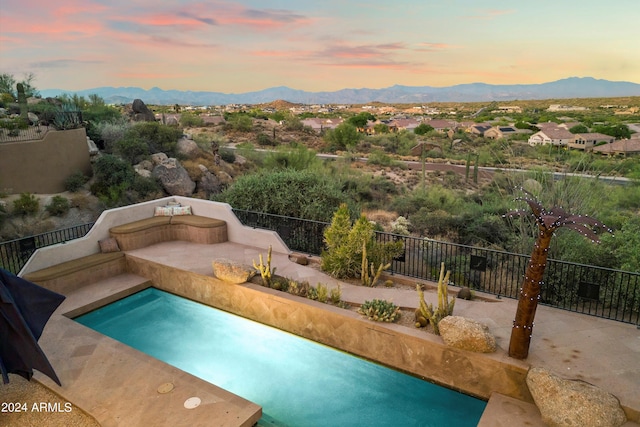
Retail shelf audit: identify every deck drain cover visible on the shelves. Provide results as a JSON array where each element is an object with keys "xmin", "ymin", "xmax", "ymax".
[
  {"xmin": 157, "ymin": 383, "xmax": 174, "ymax": 394},
  {"xmin": 184, "ymin": 397, "xmax": 201, "ymax": 409}
]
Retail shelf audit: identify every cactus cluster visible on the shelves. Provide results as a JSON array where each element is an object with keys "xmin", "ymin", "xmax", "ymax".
[
  {"xmin": 253, "ymin": 245, "xmax": 276, "ymax": 287},
  {"xmin": 415, "ymin": 262, "xmax": 455, "ymax": 335},
  {"xmin": 361, "ymin": 242, "xmax": 390, "ymax": 287},
  {"xmin": 358, "ymin": 299, "xmax": 401, "ymax": 323}
]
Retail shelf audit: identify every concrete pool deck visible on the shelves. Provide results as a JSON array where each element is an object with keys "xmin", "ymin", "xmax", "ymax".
[{"xmin": 22, "ymin": 239, "xmax": 639, "ymax": 427}]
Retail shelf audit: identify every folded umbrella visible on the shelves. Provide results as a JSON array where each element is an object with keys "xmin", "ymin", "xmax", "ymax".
[{"xmin": 0, "ymin": 268, "xmax": 65, "ymax": 386}]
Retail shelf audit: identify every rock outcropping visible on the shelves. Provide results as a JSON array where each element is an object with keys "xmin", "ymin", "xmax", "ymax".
[
  {"xmin": 151, "ymin": 155, "xmax": 195, "ymax": 196},
  {"xmin": 438, "ymin": 316, "xmax": 497, "ymax": 353},
  {"xmin": 212, "ymin": 259, "xmax": 255, "ymax": 284},
  {"xmin": 128, "ymin": 99, "xmax": 156, "ymax": 122},
  {"xmin": 526, "ymin": 367, "xmax": 627, "ymax": 427}
]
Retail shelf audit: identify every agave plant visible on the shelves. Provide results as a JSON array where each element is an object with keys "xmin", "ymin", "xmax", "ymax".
[{"xmin": 504, "ymin": 188, "xmax": 612, "ymax": 359}]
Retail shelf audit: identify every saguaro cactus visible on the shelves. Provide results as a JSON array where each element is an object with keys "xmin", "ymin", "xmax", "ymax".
[
  {"xmin": 16, "ymin": 83, "xmax": 28, "ymax": 120},
  {"xmin": 504, "ymin": 189, "xmax": 612, "ymax": 359}
]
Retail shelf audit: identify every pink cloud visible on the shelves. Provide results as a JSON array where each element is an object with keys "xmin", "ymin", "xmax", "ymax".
[{"xmin": 465, "ymin": 9, "xmax": 515, "ymax": 20}]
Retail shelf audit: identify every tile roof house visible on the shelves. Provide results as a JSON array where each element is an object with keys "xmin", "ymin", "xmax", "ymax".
[
  {"xmin": 568, "ymin": 133, "xmax": 615, "ymax": 150},
  {"xmin": 468, "ymin": 124, "xmax": 493, "ymax": 136},
  {"xmin": 388, "ymin": 118, "xmax": 420, "ymax": 133},
  {"xmin": 484, "ymin": 126, "xmax": 518, "ymax": 140},
  {"xmin": 424, "ymin": 119, "xmax": 457, "ymax": 133},
  {"xmin": 592, "ymin": 137, "xmax": 640, "ymax": 156},
  {"xmin": 300, "ymin": 118, "xmax": 344, "ymax": 132},
  {"xmin": 528, "ymin": 127, "xmax": 575, "ymax": 146}
]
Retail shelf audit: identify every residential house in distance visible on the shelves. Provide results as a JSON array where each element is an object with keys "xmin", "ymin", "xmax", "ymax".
[
  {"xmin": 592, "ymin": 136, "xmax": 640, "ymax": 156},
  {"xmin": 424, "ymin": 119, "xmax": 457, "ymax": 133},
  {"xmin": 387, "ymin": 118, "xmax": 420, "ymax": 133},
  {"xmin": 547, "ymin": 104, "xmax": 588, "ymax": 112},
  {"xmin": 484, "ymin": 125, "xmax": 519, "ymax": 140},
  {"xmin": 568, "ymin": 133, "xmax": 615, "ymax": 150},
  {"xmin": 528, "ymin": 127, "xmax": 575, "ymax": 146},
  {"xmin": 467, "ymin": 123, "xmax": 493, "ymax": 136},
  {"xmin": 300, "ymin": 118, "xmax": 344, "ymax": 133},
  {"xmin": 493, "ymin": 106, "xmax": 522, "ymax": 114}
]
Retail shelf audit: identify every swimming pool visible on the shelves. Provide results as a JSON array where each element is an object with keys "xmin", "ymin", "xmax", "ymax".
[{"xmin": 75, "ymin": 288, "xmax": 486, "ymax": 426}]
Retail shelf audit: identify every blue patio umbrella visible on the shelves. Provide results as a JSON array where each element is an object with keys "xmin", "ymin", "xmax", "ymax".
[{"xmin": 0, "ymin": 268, "xmax": 65, "ymax": 385}]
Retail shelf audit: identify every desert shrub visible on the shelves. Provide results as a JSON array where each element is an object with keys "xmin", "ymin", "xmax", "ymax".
[
  {"xmin": 124, "ymin": 122, "xmax": 182, "ymax": 158},
  {"xmin": 219, "ymin": 148, "xmax": 236, "ymax": 163},
  {"xmin": 92, "ymin": 154, "xmax": 136, "ymax": 205},
  {"xmin": 64, "ymin": 171, "xmax": 89, "ymax": 192},
  {"xmin": 13, "ymin": 193, "xmax": 39, "ymax": 216},
  {"xmin": 180, "ymin": 113, "xmax": 204, "ymax": 127},
  {"xmin": 131, "ymin": 175, "xmax": 163, "ymax": 199},
  {"xmin": 262, "ymin": 144, "xmax": 320, "ymax": 171},
  {"xmin": 321, "ymin": 204, "xmax": 402, "ymax": 278},
  {"xmin": 324, "ymin": 122, "xmax": 360, "ymax": 151},
  {"xmin": 316, "ymin": 283, "xmax": 329, "ymax": 303},
  {"xmin": 45, "ymin": 195, "xmax": 70, "ymax": 216},
  {"xmin": 114, "ymin": 134, "xmax": 150, "ymax": 164},
  {"xmin": 329, "ymin": 285, "xmax": 342, "ymax": 304},
  {"xmin": 214, "ymin": 169, "xmax": 352, "ymax": 222},
  {"xmin": 94, "ymin": 119, "xmax": 130, "ymax": 152},
  {"xmin": 357, "ymin": 299, "xmax": 400, "ymax": 322},
  {"xmin": 227, "ymin": 114, "xmax": 253, "ymax": 132},
  {"xmin": 367, "ymin": 150, "xmax": 395, "ymax": 167},
  {"xmin": 256, "ymin": 132, "xmax": 275, "ymax": 146}
]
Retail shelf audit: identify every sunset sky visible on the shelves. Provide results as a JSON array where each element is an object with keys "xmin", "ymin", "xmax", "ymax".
[{"xmin": 1, "ymin": 0, "xmax": 639, "ymax": 93}]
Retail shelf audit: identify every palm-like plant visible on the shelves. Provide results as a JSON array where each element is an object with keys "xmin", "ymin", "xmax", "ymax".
[{"xmin": 505, "ymin": 189, "xmax": 612, "ymax": 359}]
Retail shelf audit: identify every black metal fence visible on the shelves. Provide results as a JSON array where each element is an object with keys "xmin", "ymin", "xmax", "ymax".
[
  {"xmin": 0, "ymin": 125, "xmax": 50, "ymax": 143},
  {"xmin": 0, "ymin": 223, "xmax": 94, "ymax": 275},
  {"xmin": 233, "ymin": 209, "xmax": 640, "ymax": 325}
]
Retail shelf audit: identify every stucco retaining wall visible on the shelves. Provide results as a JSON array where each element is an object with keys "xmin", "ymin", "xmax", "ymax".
[{"xmin": 0, "ymin": 128, "xmax": 91, "ymax": 194}]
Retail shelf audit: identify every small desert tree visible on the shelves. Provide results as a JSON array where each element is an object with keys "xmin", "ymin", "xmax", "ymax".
[{"xmin": 504, "ymin": 189, "xmax": 612, "ymax": 359}]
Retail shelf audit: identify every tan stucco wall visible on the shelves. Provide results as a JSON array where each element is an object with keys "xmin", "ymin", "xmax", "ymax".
[
  {"xmin": 19, "ymin": 197, "xmax": 289, "ymax": 275},
  {"xmin": 0, "ymin": 128, "xmax": 91, "ymax": 194}
]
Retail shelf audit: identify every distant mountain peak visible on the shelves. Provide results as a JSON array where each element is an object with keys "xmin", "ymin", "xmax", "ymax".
[{"xmin": 39, "ymin": 77, "xmax": 640, "ymax": 105}]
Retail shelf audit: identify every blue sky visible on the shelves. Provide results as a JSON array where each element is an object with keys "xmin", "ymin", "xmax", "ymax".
[{"xmin": 1, "ymin": 0, "xmax": 639, "ymax": 92}]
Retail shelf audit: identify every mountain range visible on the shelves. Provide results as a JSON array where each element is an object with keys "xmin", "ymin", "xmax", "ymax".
[{"xmin": 39, "ymin": 77, "xmax": 640, "ymax": 106}]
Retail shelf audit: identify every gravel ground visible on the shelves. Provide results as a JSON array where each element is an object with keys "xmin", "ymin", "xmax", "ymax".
[{"xmin": 0, "ymin": 375, "xmax": 99, "ymax": 427}]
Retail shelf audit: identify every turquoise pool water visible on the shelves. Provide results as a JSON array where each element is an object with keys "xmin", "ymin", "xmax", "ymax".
[{"xmin": 75, "ymin": 288, "xmax": 486, "ymax": 426}]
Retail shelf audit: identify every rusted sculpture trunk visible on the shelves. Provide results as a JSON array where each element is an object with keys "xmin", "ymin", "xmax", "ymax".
[{"xmin": 508, "ymin": 229, "xmax": 553, "ymax": 359}]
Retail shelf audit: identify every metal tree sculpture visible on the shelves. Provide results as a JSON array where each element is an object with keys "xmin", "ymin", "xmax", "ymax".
[{"xmin": 505, "ymin": 189, "xmax": 612, "ymax": 360}]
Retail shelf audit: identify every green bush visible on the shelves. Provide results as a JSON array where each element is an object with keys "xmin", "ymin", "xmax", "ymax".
[
  {"xmin": 214, "ymin": 169, "xmax": 352, "ymax": 222},
  {"xmin": 45, "ymin": 195, "xmax": 70, "ymax": 216},
  {"xmin": 180, "ymin": 113, "xmax": 204, "ymax": 127},
  {"xmin": 219, "ymin": 148, "xmax": 236, "ymax": 163},
  {"xmin": 324, "ymin": 122, "xmax": 360, "ymax": 151},
  {"xmin": 321, "ymin": 204, "xmax": 402, "ymax": 279},
  {"xmin": 64, "ymin": 171, "xmax": 89, "ymax": 192},
  {"xmin": 123, "ymin": 122, "xmax": 182, "ymax": 158},
  {"xmin": 92, "ymin": 154, "xmax": 136, "ymax": 205},
  {"xmin": 13, "ymin": 193, "xmax": 39, "ymax": 216},
  {"xmin": 357, "ymin": 299, "xmax": 401, "ymax": 322},
  {"xmin": 114, "ymin": 135, "xmax": 149, "ymax": 164},
  {"xmin": 262, "ymin": 144, "xmax": 320, "ymax": 171},
  {"xmin": 94, "ymin": 120, "xmax": 130, "ymax": 152}
]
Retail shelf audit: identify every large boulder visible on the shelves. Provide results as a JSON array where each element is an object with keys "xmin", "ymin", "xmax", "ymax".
[
  {"xmin": 152, "ymin": 157, "xmax": 195, "ymax": 196},
  {"xmin": 526, "ymin": 367, "xmax": 627, "ymax": 427},
  {"xmin": 212, "ymin": 259, "xmax": 255, "ymax": 284},
  {"xmin": 130, "ymin": 99, "xmax": 156, "ymax": 122},
  {"xmin": 438, "ymin": 316, "xmax": 496, "ymax": 353},
  {"xmin": 176, "ymin": 137, "xmax": 200, "ymax": 158},
  {"xmin": 197, "ymin": 165, "xmax": 222, "ymax": 197}
]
